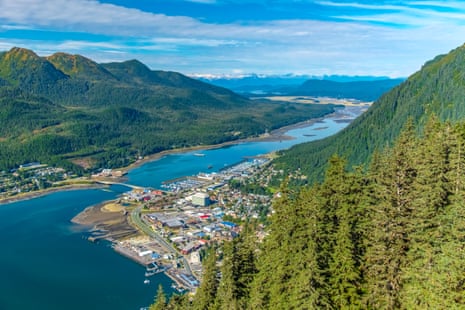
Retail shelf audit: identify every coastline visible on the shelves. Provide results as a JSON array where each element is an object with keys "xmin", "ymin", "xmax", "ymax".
[
  {"xmin": 0, "ymin": 183, "xmax": 106, "ymax": 205},
  {"xmin": 118, "ymin": 114, "xmax": 332, "ymax": 174},
  {"xmin": 0, "ymin": 104, "xmax": 362, "ymax": 296},
  {"xmin": 0, "ymin": 109, "xmax": 340, "ymax": 206}
]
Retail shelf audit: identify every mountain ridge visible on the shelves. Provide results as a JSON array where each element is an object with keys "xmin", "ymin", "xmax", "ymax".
[
  {"xmin": 199, "ymin": 73, "xmax": 403, "ymax": 100},
  {"xmin": 0, "ymin": 47, "xmax": 336, "ymax": 172},
  {"xmin": 275, "ymin": 43, "xmax": 465, "ymax": 182}
]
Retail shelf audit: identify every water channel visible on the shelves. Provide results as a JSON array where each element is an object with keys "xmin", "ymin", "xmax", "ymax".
[{"xmin": 0, "ymin": 105, "xmax": 365, "ymax": 310}]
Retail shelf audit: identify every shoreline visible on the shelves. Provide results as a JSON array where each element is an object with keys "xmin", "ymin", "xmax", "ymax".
[
  {"xmin": 0, "ymin": 104, "xmax": 361, "ymax": 294},
  {"xmin": 0, "ymin": 109, "xmax": 342, "ymax": 206},
  {"xmin": 118, "ymin": 112, "xmax": 337, "ymax": 174},
  {"xmin": 0, "ymin": 183, "xmax": 105, "ymax": 205}
]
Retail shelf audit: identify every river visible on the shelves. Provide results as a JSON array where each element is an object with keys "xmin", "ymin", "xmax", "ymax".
[{"xmin": 0, "ymin": 105, "xmax": 364, "ymax": 310}]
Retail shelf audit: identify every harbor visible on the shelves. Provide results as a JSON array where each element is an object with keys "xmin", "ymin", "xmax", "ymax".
[{"xmin": 0, "ymin": 104, "xmax": 367, "ymax": 309}]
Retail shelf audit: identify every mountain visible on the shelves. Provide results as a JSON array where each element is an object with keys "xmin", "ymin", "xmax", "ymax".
[
  {"xmin": 0, "ymin": 47, "xmax": 336, "ymax": 172},
  {"xmin": 197, "ymin": 74, "xmax": 403, "ymax": 100},
  {"xmin": 196, "ymin": 74, "xmax": 310, "ymax": 94},
  {"xmin": 158, "ymin": 44, "xmax": 465, "ymax": 310},
  {"xmin": 275, "ymin": 43, "xmax": 465, "ymax": 182},
  {"xmin": 291, "ymin": 78, "xmax": 405, "ymax": 101},
  {"xmin": 46, "ymin": 52, "xmax": 117, "ymax": 81},
  {"xmin": 0, "ymin": 47, "xmax": 68, "ymax": 90}
]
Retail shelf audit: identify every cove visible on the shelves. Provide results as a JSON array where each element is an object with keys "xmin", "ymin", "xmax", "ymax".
[{"xmin": 0, "ymin": 105, "xmax": 364, "ymax": 309}]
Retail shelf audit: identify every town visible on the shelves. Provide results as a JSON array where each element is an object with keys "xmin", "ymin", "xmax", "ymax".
[
  {"xmin": 106, "ymin": 157, "xmax": 281, "ymax": 292},
  {"xmin": 0, "ymin": 162, "xmax": 82, "ymax": 199},
  {"xmin": 0, "ymin": 154, "xmax": 304, "ymax": 293}
]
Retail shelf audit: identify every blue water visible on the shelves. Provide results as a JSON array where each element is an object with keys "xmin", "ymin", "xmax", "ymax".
[
  {"xmin": 0, "ymin": 106, "xmax": 362, "ymax": 309},
  {"xmin": 128, "ymin": 106, "xmax": 361, "ymax": 188},
  {"xmin": 0, "ymin": 186, "xmax": 174, "ymax": 310}
]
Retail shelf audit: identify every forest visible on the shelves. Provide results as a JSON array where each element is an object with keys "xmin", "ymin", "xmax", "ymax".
[
  {"xmin": 275, "ymin": 43, "xmax": 465, "ymax": 184},
  {"xmin": 146, "ymin": 43, "xmax": 465, "ymax": 310},
  {"xmin": 153, "ymin": 116, "xmax": 465, "ymax": 309},
  {"xmin": 0, "ymin": 47, "xmax": 336, "ymax": 172}
]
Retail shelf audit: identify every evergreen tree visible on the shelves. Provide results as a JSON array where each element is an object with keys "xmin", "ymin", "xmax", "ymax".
[
  {"xmin": 215, "ymin": 241, "xmax": 240, "ymax": 310},
  {"xmin": 400, "ymin": 117, "xmax": 452, "ymax": 308},
  {"xmin": 326, "ymin": 163, "xmax": 365, "ymax": 308},
  {"xmin": 150, "ymin": 285, "xmax": 167, "ymax": 310},
  {"xmin": 250, "ymin": 180, "xmax": 330, "ymax": 309},
  {"xmin": 249, "ymin": 181, "xmax": 296, "ymax": 309},
  {"xmin": 191, "ymin": 247, "xmax": 219, "ymax": 310},
  {"xmin": 363, "ymin": 120, "xmax": 417, "ymax": 309},
  {"xmin": 166, "ymin": 294, "xmax": 190, "ymax": 310}
]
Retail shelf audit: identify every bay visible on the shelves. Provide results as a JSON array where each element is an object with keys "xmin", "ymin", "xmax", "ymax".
[
  {"xmin": 0, "ymin": 105, "xmax": 363, "ymax": 309},
  {"xmin": 128, "ymin": 105, "xmax": 363, "ymax": 188},
  {"xmin": 0, "ymin": 186, "xmax": 174, "ymax": 310}
]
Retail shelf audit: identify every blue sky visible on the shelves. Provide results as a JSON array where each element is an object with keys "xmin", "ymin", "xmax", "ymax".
[{"xmin": 1, "ymin": 0, "xmax": 465, "ymax": 77}]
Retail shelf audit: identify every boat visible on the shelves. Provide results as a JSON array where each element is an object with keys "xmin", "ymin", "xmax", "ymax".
[
  {"xmin": 144, "ymin": 279, "xmax": 150, "ymax": 284},
  {"xmin": 193, "ymin": 153, "xmax": 205, "ymax": 157},
  {"xmin": 171, "ymin": 284, "xmax": 186, "ymax": 293}
]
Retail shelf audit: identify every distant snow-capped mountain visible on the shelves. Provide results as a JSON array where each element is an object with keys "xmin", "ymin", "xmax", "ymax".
[{"xmin": 191, "ymin": 73, "xmax": 403, "ymax": 97}]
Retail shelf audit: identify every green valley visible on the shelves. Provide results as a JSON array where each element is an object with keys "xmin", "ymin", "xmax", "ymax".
[{"xmin": 0, "ymin": 47, "xmax": 336, "ymax": 172}]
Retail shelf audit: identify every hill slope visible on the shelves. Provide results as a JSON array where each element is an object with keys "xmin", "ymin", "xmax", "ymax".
[
  {"xmin": 275, "ymin": 43, "xmax": 465, "ymax": 182},
  {"xmin": 0, "ymin": 47, "xmax": 336, "ymax": 171}
]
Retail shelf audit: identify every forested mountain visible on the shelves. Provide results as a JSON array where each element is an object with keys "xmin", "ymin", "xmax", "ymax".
[
  {"xmin": 0, "ymin": 47, "xmax": 336, "ymax": 172},
  {"xmin": 152, "ymin": 43, "xmax": 465, "ymax": 310},
  {"xmin": 157, "ymin": 118, "xmax": 465, "ymax": 310},
  {"xmin": 275, "ymin": 43, "xmax": 465, "ymax": 182}
]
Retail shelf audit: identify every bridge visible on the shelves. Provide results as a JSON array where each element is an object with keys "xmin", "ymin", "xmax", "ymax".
[{"xmin": 94, "ymin": 180, "xmax": 144, "ymax": 190}]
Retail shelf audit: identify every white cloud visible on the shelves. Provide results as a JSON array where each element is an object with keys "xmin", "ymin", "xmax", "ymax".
[
  {"xmin": 0, "ymin": 0, "xmax": 200, "ymax": 36},
  {"xmin": 319, "ymin": 1, "xmax": 465, "ymax": 26},
  {"xmin": 0, "ymin": 0, "xmax": 464, "ymax": 76}
]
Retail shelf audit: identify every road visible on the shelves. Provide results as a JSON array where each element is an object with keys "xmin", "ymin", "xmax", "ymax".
[{"xmin": 130, "ymin": 206, "xmax": 194, "ymax": 277}]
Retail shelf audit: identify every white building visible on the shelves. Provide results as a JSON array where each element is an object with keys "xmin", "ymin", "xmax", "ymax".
[{"xmin": 192, "ymin": 192, "xmax": 210, "ymax": 207}]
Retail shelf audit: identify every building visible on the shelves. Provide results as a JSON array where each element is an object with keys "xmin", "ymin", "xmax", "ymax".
[
  {"xmin": 181, "ymin": 241, "xmax": 201, "ymax": 255},
  {"xmin": 147, "ymin": 213, "xmax": 184, "ymax": 229},
  {"xmin": 192, "ymin": 192, "xmax": 210, "ymax": 207}
]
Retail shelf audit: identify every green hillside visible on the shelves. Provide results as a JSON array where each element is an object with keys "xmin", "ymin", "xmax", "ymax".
[
  {"xmin": 275, "ymin": 43, "xmax": 465, "ymax": 182},
  {"xmin": 160, "ymin": 117, "xmax": 465, "ymax": 309},
  {"xmin": 157, "ymin": 43, "xmax": 465, "ymax": 309},
  {"xmin": 0, "ymin": 47, "xmax": 336, "ymax": 172}
]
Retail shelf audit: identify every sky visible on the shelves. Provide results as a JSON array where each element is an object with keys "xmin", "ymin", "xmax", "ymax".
[{"xmin": 0, "ymin": 0, "xmax": 465, "ymax": 78}]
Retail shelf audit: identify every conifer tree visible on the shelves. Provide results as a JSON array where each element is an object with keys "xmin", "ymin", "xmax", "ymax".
[
  {"xmin": 363, "ymin": 120, "xmax": 417, "ymax": 309},
  {"xmin": 150, "ymin": 285, "xmax": 167, "ymax": 310},
  {"xmin": 250, "ymin": 179, "xmax": 331, "ymax": 309},
  {"xmin": 249, "ymin": 180, "xmax": 295, "ymax": 309},
  {"xmin": 214, "ymin": 241, "xmax": 240, "ymax": 310},
  {"xmin": 191, "ymin": 247, "xmax": 219, "ymax": 310},
  {"xmin": 313, "ymin": 156, "xmax": 364, "ymax": 308},
  {"xmin": 165, "ymin": 293, "xmax": 190, "ymax": 310},
  {"xmin": 400, "ymin": 116, "xmax": 453, "ymax": 307},
  {"xmin": 286, "ymin": 186, "xmax": 332, "ymax": 309}
]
